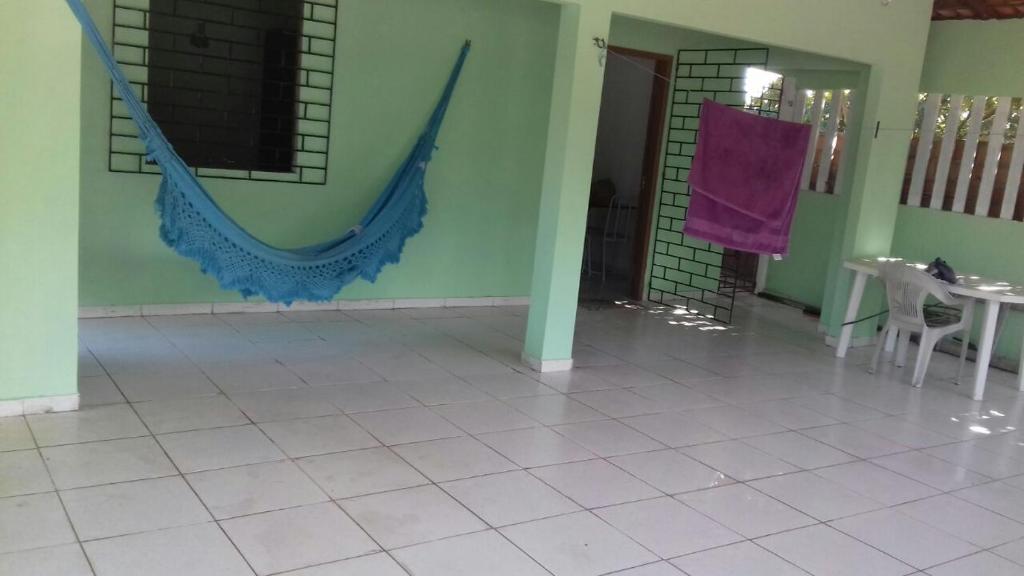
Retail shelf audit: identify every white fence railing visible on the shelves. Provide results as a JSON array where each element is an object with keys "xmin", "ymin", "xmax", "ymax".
[
  {"xmin": 779, "ymin": 82, "xmax": 854, "ymax": 195},
  {"xmin": 902, "ymin": 94, "xmax": 1024, "ymax": 221}
]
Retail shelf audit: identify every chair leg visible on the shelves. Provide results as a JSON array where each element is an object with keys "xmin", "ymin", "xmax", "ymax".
[
  {"xmin": 588, "ymin": 236, "xmax": 594, "ymax": 278},
  {"xmin": 586, "ymin": 235, "xmax": 595, "ymax": 278},
  {"xmin": 869, "ymin": 323, "xmax": 890, "ymax": 375},
  {"xmin": 956, "ymin": 332, "xmax": 971, "ymax": 386},
  {"xmin": 912, "ymin": 330, "xmax": 936, "ymax": 388},
  {"xmin": 601, "ymin": 239, "xmax": 607, "ymax": 285},
  {"xmin": 885, "ymin": 327, "xmax": 899, "ymax": 353},
  {"xmin": 895, "ymin": 330, "xmax": 912, "ymax": 368},
  {"xmin": 585, "ymin": 235, "xmax": 593, "ymax": 276},
  {"xmin": 1018, "ymin": 335, "xmax": 1024, "ymax": 392}
]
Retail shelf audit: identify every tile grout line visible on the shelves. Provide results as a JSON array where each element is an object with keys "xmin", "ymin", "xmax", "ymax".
[
  {"xmin": 58, "ymin": 303, "xmax": 1024, "ymax": 569},
  {"xmin": 88, "ymin": 317, "xmax": 264, "ymax": 576},
  {"xmin": 22, "ymin": 406, "xmax": 102, "ymax": 576}
]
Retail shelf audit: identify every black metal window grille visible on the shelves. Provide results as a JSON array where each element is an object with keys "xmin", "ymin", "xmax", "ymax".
[
  {"xmin": 109, "ymin": 0, "xmax": 337, "ymax": 184},
  {"xmin": 647, "ymin": 48, "xmax": 775, "ymax": 323}
]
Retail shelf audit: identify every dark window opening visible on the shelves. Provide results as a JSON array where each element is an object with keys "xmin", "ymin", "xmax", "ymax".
[{"xmin": 148, "ymin": 0, "xmax": 303, "ymax": 172}]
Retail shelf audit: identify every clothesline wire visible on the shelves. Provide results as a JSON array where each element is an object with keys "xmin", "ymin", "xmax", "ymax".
[{"xmin": 603, "ymin": 48, "xmax": 674, "ymax": 83}]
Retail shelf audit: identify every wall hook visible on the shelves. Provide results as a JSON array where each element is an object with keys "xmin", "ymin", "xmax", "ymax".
[{"xmin": 593, "ymin": 37, "xmax": 607, "ymax": 67}]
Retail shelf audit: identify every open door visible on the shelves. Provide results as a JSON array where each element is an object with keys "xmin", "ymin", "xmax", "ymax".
[
  {"xmin": 583, "ymin": 46, "xmax": 672, "ymax": 303},
  {"xmin": 626, "ymin": 47, "xmax": 673, "ymax": 301}
]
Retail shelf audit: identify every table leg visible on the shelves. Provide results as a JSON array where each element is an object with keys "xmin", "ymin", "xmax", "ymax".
[
  {"xmin": 1018, "ymin": 336, "xmax": 1024, "ymax": 392},
  {"xmin": 971, "ymin": 300, "xmax": 1001, "ymax": 401},
  {"xmin": 836, "ymin": 271, "xmax": 868, "ymax": 359}
]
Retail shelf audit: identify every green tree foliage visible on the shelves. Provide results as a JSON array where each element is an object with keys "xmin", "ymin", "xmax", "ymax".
[{"xmin": 916, "ymin": 93, "xmax": 1022, "ymax": 142}]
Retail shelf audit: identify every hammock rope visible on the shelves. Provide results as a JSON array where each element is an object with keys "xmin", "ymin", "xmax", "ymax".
[{"xmin": 66, "ymin": 0, "xmax": 469, "ymax": 304}]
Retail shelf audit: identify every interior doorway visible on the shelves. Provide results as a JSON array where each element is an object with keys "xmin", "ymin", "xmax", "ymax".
[{"xmin": 581, "ymin": 46, "xmax": 672, "ymax": 303}]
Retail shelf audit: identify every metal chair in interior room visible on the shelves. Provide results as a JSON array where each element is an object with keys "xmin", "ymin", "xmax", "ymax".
[
  {"xmin": 600, "ymin": 193, "xmax": 633, "ymax": 284},
  {"xmin": 583, "ymin": 179, "xmax": 616, "ymax": 279},
  {"xmin": 869, "ymin": 261, "xmax": 974, "ymax": 388}
]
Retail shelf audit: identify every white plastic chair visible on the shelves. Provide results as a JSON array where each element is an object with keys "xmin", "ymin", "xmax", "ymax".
[{"xmin": 869, "ymin": 262, "xmax": 974, "ymax": 388}]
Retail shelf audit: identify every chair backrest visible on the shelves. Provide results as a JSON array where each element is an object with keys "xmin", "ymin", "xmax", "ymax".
[
  {"xmin": 604, "ymin": 193, "xmax": 631, "ymax": 242},
  {"xmin": 878, "ymin": 261, "xmax": 956, "ymax": 328}
]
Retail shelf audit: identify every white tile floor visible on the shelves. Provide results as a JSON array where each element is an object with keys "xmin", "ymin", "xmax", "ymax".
[{"xmin": 5, "ymin": 296, "xmax": 1024, "ymax": 575}]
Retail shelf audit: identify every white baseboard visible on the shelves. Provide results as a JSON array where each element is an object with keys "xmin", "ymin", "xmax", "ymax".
[
  {"xmin": 142, "ymin": 303, "xmax": 213, "ymax": 316},
  {"xmin": 445, "ymin": 297, "xmax": 495, "ymax": 308},
  {"xmin": 79, "ymin": 306, "xmax": 142, "ymax": 318},
  {"xmin": 521, "ymin": 353, "xmax": 573, "ymax": 373},
  {"xmin": 0, "ymin": 394, "xmax": 79, "ymax": 417},
  {"xmin": 824, "ymin": 334, "xmax": 877, "ymax": 349},
  {"xmin": 282, "ymin": 301, "xmax": 340, "ymax": 312},
  {"xmin": 493, "ymin": 297, "xmax": 530, "ymax": 306},
  {"xmin": 80, "ymin": 297, "xmax": 530, "ymax": 319},
  {"xmin": 394, "ymin": 298, "xmax": 445, "ymax": 309},
  {"xmin": 212, "ymin": 302, "xmax": 279, "ymax": 314}
]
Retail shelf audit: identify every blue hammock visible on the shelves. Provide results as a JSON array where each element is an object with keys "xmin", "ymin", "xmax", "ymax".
[{"xmin": 66, "ymin": 0, "xmax": 469, "ymax": 304}]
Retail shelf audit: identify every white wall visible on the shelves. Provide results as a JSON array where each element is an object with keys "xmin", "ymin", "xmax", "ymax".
[
  {"xmin": 593, "ymin": 54, "xmax": 654, "ymax": 203},
  {"xmin": 591, "ymin": 53, "xmax": 655, "ymax": 278}
]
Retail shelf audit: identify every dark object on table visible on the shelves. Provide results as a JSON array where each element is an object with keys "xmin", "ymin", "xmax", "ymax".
[{"xmin": 926, "ymin": 258, "xmax": 957, "ymax": 284}]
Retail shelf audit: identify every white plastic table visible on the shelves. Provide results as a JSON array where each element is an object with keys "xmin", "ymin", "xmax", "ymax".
[{"xmin": 835, "ymin": 257, "xmax": 1024, "ymax": 400}]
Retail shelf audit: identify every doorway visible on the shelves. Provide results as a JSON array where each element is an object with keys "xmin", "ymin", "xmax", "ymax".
[{"xmin": 581, "ymin": 46, "xmax": 672, "ymax": 304}]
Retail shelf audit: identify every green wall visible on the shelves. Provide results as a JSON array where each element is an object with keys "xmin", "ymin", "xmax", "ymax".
[
  {"xmin": 921, "ymin": 20, "xmax": 1024, "ymax": 96},
  {"xmin": 79, "ymin": 0, "xmax": 929, "ymax": 313},
  {"xmin": 893, "ymin": 207, "xmax": 1024, "ymax": 363},
  {"xmin": 891, "ymin": 18, "xmax": 1024, "ymax": 365},
  {"xmin": 606, "ymin": 16, "xmax": 866, "ymax": 311},
  {"xmin": 525, "ymin": 4, "xmax": 613, "ymax": 364},
  {"xmin": 0, "ymin": 1, "xmax": 82, "ymax": 402},
  {"xmin": 756, "ymin": 17, "xmax": 1024, "ymax": 364},
  {"xmin": 516, "ymin": 0, "xmax": 930, "ymax": 360},
  {"xmin": 761, "ymin": 71, "xmax": 861, "ymax": 308},
  {"xmin": 79, "ymin": 0, "xmax": 559, "ymax": 306},
  {"xmin": 763, "ymin": 193, "xmax": 843, "ymax": 307}
]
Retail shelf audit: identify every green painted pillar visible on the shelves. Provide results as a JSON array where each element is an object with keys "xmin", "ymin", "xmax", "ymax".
[
  {"xmin": 0, "ymin": 1, "xmax": 82, "ymax": 412},
  {"xmin": 523, "ymin": 3, "xmax": 611, "ymax": 371},
  {"xmin": 819, "ymin": 65, "xmax": 919, "ymax": 343}
]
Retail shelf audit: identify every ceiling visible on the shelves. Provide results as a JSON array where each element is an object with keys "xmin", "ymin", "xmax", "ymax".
[{"xmin": 933, "ymin": 0, "xmax": 1024, "ymax": 20}]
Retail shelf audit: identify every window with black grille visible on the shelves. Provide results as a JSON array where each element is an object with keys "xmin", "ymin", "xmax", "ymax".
[{"xmin": 146, "ymin": 0, "xmax": 303, "ymax": 172}]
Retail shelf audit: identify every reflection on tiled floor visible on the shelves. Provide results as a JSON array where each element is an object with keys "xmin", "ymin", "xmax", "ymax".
[{"xmin": 5, "ymin": 296, "xmax": 1024, "ymax": 575}]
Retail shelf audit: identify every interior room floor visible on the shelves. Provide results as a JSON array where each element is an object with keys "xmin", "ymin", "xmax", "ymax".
[
  {"xmin": 578, "ymin": 273, "xmax": 633, "ymax": 304},
  {"xmin": 5, "ymin": 297, "xmax": 1024, "ymax": 576}
]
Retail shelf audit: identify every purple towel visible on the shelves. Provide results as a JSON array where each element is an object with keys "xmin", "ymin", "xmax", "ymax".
[{"xmin": 683, "ymin": 100, "xmax": 811, "ymax": 255}]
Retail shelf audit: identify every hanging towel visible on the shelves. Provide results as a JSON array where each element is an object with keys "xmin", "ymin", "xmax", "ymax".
[{"xmin": 683, "ymin": 100, "xmax": 811, "ymax": 255}]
